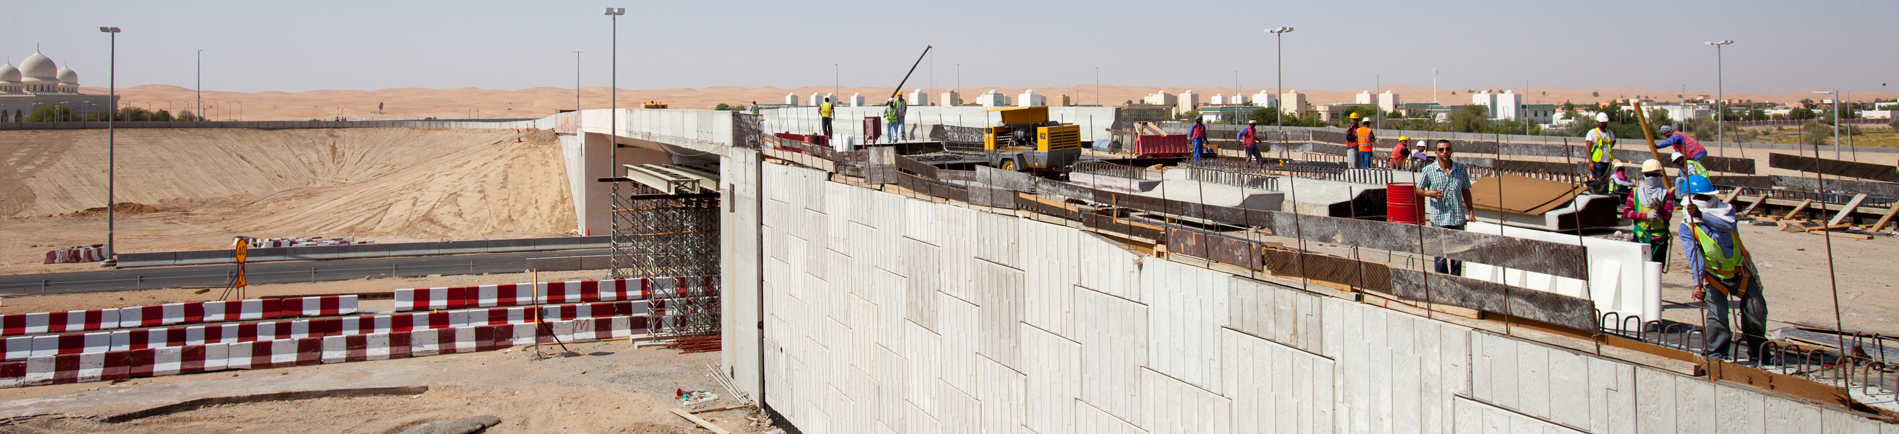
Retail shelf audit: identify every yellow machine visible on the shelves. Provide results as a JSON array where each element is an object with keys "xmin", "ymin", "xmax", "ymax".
[{"xmin": 981, "ymin": 106, "xmax": 1081, "ymax": 172}]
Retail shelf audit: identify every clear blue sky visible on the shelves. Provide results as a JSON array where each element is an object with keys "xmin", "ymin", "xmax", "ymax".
[{"xmin": 8, "ymin": 0, "xmax": 1894, "ymax": 95}]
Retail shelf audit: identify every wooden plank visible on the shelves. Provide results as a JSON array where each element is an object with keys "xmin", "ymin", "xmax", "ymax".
[
  {"xmin": 1737, "ymin": 195, "xmax": 1767, "ymax": 217},
  {"xmin": 1813, "ymin": 231, "xmax": 1874, "ymax": 240},
  {"xmin": 671, "ymin": 408, "xmax": 733, "ymax": 434},
  {"xmin": 1828, "ymin": 194, "xmax": 1869, "ymax": 226},
  {"xmin": 1874, "ymin": 205, "xmax": 1899, "ymax": 232},
  {"xmin": 689, "ymin": 405, "xmax": 756, "ymax": 414},
  {"xmin": 1721, "ymin": 188, "xmax": 1742, "ymax": 204},
  {"xmin": 1783, "ymin": 199, "xmax": 1813, "ymax": 220},
  {"xmin": 1360, "ymin": 288, "xmax": 1483, "ymax": 319}
]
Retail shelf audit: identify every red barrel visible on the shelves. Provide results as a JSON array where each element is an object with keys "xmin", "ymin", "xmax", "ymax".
[{"xmin": 1387, "ymin": 182, "xmax": 1427, "ymax": 224}]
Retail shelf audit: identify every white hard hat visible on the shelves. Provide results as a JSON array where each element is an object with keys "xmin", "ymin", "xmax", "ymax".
[
  {"xmin": 1671, "ymin": 151, "xmax": 1685, "ymax": 162},
  {"xmin": 1595, "ymin": 113, "xmax": 1609, "ymax": 123},
  {"xmin": 1641, "ymin": 159, "xmax": 1664, "ymax": 173}
]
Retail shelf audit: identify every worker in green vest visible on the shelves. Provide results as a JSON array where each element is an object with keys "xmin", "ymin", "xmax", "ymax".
[
  {"xmin": 1623, "ymin": 159, "xmax": 1675, "ymax": 263},
  {"xmin": 1584, "ymin": 112, "xmax": 1616, "ymax": 192},
  {"xmin": 820, "ymin": 97, "xmax": 835, "ymax": 140},
  {"xmin": 883, "ymin": 99, "xmax": 900, "ymax": 143},
  {"xmin": 1678, "ymin": 177, "xmax": 1768, "ymax": 362}
]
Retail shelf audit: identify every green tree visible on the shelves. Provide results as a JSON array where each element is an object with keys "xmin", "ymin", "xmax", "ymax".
[
  {"xmin": 1248, "ymin": 107, "xmax": 1279, "ymax": 125},
  {"xmin": 714, "ymin": 103, "xmax": 731, "ymax": 110},
  {"xmin": 1449, "ymin": 105, "xmax": 1490, "ymax": 133},
  {"xmin": 1801, "ymin": 121, "xmax": 1834, "ymax": 146},
  {"xmin": 1889, "ymin": 117, "xmax": 1898, "ymax": 130},
  {"xmin": 1592, "ymin": 91, "xmax": 1600, "ymax": 97},
  {"xmin": 25, "ymin": 105, "xmax": 78, "ymax": 122},
  {"xmin": 1789, "ymin": 108, "xmax": 1816, "ymax": 120}
]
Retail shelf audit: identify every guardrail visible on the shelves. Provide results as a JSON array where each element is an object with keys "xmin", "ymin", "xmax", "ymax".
[{"xmin": 114, "ymin": 236, "xmax": 607, "ymax": 268}]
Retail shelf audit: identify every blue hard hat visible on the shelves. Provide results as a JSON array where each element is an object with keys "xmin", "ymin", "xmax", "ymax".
[
  {"xmin": 1659, "ymin": 125, "xmax": 1674, "ymax": 134},
  {"xmin": 1686, "ymin": 174, "xmax": 1717, "ymax": 195}
]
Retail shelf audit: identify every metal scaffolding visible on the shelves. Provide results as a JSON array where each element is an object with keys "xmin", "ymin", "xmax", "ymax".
[{"xmin": 607, "ymin": 180, "xmax": 721, "ymax": 336}]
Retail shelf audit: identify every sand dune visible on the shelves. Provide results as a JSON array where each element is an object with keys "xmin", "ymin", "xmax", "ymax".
[
  {"xmin": 85, "ymin": 84, "xmax": 1899, "ymax": 122},
  {"xmin": 0, "ymin": 128, "xmax": 574, "ymax": 274}
]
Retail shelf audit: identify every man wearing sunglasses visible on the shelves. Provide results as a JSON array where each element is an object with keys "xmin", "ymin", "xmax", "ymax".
[{"xmin": 1417, "ymin": 139, "xmax": 1474, "ymax": 275}]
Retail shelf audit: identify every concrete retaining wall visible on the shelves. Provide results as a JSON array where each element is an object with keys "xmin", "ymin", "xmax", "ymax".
[
  {"xmin": 114, "ymin": 236, "xmax": 606, "ymax": 268},
  {"xmin": 735, "ymin": 161, "xmax": 1894, "ymax": 434}
]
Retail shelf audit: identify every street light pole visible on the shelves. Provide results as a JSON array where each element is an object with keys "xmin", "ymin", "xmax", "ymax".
[
  {"xmin": 101, "ymin": 27, "xmax": 120, "ymax": 265},
  {"xmin": 1267, "ymin": 27, "xmax": 1293, "ymax": 156},
  {"xmin": 573, "ymin": 51, "xmax": 582, "ymax": 114},
  {"xmin": 1815, "ymin": 90, "xmax": 1840, "ymax": 167},
  {"xmin": 1706, "ymin": 40, "xmax": 1732, "ymax": 158},
  {"xmin": 196, "ymin": 49, "xmax": 203, "ymax": 122},
  {"xmin": 606, "ymin": 7, "xmax": 623, "ymax": 165}
]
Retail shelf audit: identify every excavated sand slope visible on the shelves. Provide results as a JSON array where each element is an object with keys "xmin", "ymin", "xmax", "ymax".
[{"xmin": 0, "ymin": 128, "xmax": 575, "ymax": 273}]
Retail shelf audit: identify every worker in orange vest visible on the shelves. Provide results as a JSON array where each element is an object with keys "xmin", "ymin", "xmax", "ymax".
[
  {"xmin": 1353, "ymin": 113, "xmax": 1376, "ymax": 168},
  {"xmin": 1388, "ymin": 135, "xmax": 1410, "ymax": 169}
]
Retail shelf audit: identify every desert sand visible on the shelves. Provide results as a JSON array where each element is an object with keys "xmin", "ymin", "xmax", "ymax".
[
  {"xmin": 86, "ymin": 84, "xmax": 1899, "ymax": 122},
  {"xmin": 0, "ymin": 128, "xmax": 575, "ymax": 274}
]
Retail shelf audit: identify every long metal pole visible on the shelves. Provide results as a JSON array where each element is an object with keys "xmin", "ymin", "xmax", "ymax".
[
  {"xmin": 196, "ymin": 49, "xmax": 202, "ymax": 121},
  {"xmin": 574, "ymin": 51, "xmax": 581, "ymax": 113},
  {"xmin": 1716, "ymin": 44, "xmax": 1724, "ymax": 158},
  {"xmin": 106, "ymin": 33, "xmax": 115, "ymax": 261}
]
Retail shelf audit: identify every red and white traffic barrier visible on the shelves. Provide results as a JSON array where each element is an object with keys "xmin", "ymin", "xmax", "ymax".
[
  {"xmin": 392, "ymin": 277, "xmax": 715, "ymax": 313},
  {"xmin": 278, "ymin": 295, "xmax": 358, "ymax": 317},
  {"xmin": 1, "ymin": 309, "xmax": 120, "ymax": 337},
  {"xmin": 42, "ymin": 244, "xmax": 107, "ymax": 264},
  {"xmin": 118, "ymin": 302, "xmax": 206, "ymax": 328},
  {"xmin": 203, "ymin": 299, "xmax": 280, "ymax": 322}
]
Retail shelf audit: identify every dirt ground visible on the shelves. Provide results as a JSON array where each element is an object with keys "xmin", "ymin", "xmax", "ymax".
[
  {"xmin": 0, "ymin": 343, "xmax": 773, "ymax": 434},
  {"xmin": 0, "ymin": 128, "xmax": 576, "ymax": 275}
]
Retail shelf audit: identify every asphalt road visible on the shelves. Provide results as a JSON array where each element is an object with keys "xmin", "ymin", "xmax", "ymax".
[{"xmin": 0, "ymin": 249, "xmax": 608, "ymax": 296}]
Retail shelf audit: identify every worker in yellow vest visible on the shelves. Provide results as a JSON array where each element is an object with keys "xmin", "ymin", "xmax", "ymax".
[
  {"xmin": 1679, "ymin": 179, "xmax": 1768, "ymax": 362},
  {"xmin": 1353, "ymin": 114, "xmax": 1376, "ymax": 169},
  {"xmin": 819, "ymin": 97, "xmax": 835, "ymax": 140},
  {"xmin": 883, "ymin": 99, "xmax": 900, "ymax": 143},
  {"xmin": 1584, "ymin": 112, "xmax": 1616, "ymax": 192}
]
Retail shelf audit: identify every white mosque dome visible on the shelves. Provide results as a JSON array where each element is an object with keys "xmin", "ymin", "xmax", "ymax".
[
  {"xmin": 56, "ymin": 67, "xmax": 77, "ymax": 85},
  {"xmin": 0, "ymin": 64, "xmax": 19, "ymax": 83},
  {"xmin": 18, "ymin": 51, "xmax": 57, "ymax": 82}
]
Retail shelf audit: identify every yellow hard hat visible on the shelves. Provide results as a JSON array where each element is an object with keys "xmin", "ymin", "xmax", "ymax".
[
  {"xmin": 1349, "ymin": 113, "xmax": 1361, "ymax": 119},
  {"xmin": 1398, "ymin": 135, "xmax": 1409, "ymax": 141},
  {"xmin": 897, "ymin": 91, "xmax": 904, "ymax": 96}
]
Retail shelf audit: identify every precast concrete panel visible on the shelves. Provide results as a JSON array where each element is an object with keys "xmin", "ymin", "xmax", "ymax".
[
  {"xmin": 1716, "ymin": 384, "xmax": 1766, "ymax": 434},
  {"xmin": 1586, "ymin": 357, "xmax": 1637, "ymax": 434},
  {"xmin": 904, "ymin": 197, "xmax": 938, "ymax": 246},
  {"xmin": 766, "ymin": 201, "xmax": 790, "ymax": 261},
  {"xmin": 877, "ymin": 337, "xmax": 907, "ymax": 428},
  {"xmin": 1075, "ymin": 285, "xmax": 1148, "ymax": 422},
  {"xmin": 938, "ymin": 292, "xmax": 980, "ymax": 397},
  {"xmin": 1763, "ymin": 391, "xmax": 1821, "ymax": 434},
  {"xmin": 1518, "ymin": 338, "xmax": 1552, "ymax": 420},
  {"xmin": 975, "ymin": 211, "xmax": 1022, "ymax": 269},
  {"xmin": 826, "ymin": 317, "xmax": 852, "ymax": 393},
  {"xmin": 1390, "ymin": 312, "xmax": 1422, "ymax": 434},
  {"xmin": 903, "ymin": 239, "xmax": 942, "ymax": 332},
  {"xmin": 1139, "ymin": 368, "xmax": 1231, "ymax": 434},
  {"xmin": 874, "ymin": 192, "xmax": 907, "ymax": 274},
  {"xmin": 850, "ymin": 294, "xmax": 878, "ymax": 379},
  {"xmin": 1076, "ymin": 400, "xmax": 1149, "ymax": 434},
  {"xmin": 1143, "ymin": 260, "xmax": 1227, "ymax": 395},
  {"xmin": 872, "ymin": 268, "xmax": 907, "ymax": 353},
  {"xmin": 939, "ymin": 378, "xmax": 983, "ymax": 434},
  {"xmin": 1451, "ymin": 396, "xmax": 1587, "ymax": 434},
  {"xmin": 906, "ymin": 320, "xmax": 943, "ymax": 417},
  {"xmin": 1634, "ymin": 366, "xmax": 1678, "ymax": 434},
  {"xmin": 806, "ymin": 269, "xmax": 832, "ymax": 345},
  {"xmin": 804, "ymin": 168, "xmax": 828, "ymax": 212},
  {"xmin": 1223, "ymin": 329, "xmax": 1335, "ymax": 434},
  {"xmin": 1821, "ymin": 407, "xmax": 1882, "ymax": 434},
  {"xmin": 849, "ymin": 368, "xmax": 878, "ymax": 432},
  {"xmin": 1546, "ymin": 348, "xmax": 1591, "ymax": 429},
  {"xmin": 975, "ymin": 259, "xmax": 1026, "ymax": 370},
  {"xmin": 787, "ymin": 237, "xmax": 809, "ymax": 284},
  {"xmin": 1021, "ymin": 220, "xmax": 1077, "ymax": 339},
  {"xmin": 826, "ymin": 182, "xmax": 853, "ymax": 256},
  {"xmin": 979, "ymin": 355, "xmax": 1027, "ymax": 434},
  {"xmin": 1021, "ymin": 324, "xmax": 1080, "ymax": 434},
  {"xmin": 1674, "ymin": 374, "xmax": 1718, "ymax": 434},
  {"xmin": 1368, "ymin": 305, "xmax": 1394, "ymax": 434},
  {"xmin": 938, "ymin": 207, "xmax": 977, "ymax": 304},
  {"xmin": 1076, "ymin": 233, "xmax": 1143, "ymax": 303},
  {"xmin": 906, "ymin": 401, "xmax": 943, "ymax": 434},
  {"xmin": 806, "ymin": 210, "xmax": 831, "ymax": 281}
]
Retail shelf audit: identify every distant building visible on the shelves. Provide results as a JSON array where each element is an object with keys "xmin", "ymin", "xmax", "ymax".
[
  {"xmin": 907, "ymin": 89, "xmax": 929, "ymax": 107},
  {"xmin": 1198, "ymin": 105, "xmax": 1253, "ymax": 123},
  {"xmin": 1, "ymin": 50, "xmax": 119, "ymax": 122},
  {"xmin": 1378, "ymin": 91, "xmax": 1400, "ymax": 114},
  {"xmin": 785, "ymin": 93, "xmax": 800, "ymax": 106},
  {"xmin": 1251, "ymin": 90, "xmax": 1276, "ymax": 109},
  {"xmin": 1050, "ymin": 94, "xmax": 1071, "ymax": 107},
  {"xmin": 1177, "ymin": 90, "xmax": 1200, "ymax": 116},
  {"xmin": 849, "ymin": 93, "xmax": 865, "ymax": 107},
  {"xmin": 1117, "ymin": 104, "xmax": 1173, "ymax": 123},
  {"xmin": 1142, "ymin": 91, "xmax": 1177, "ymax": 107},
  {"xmin": 1017, "ymin": 89, "xmax": 1046, "ymax": 107},
  {"xmin": 1280, "ymin": 90, "xmax": 1312, "ymax": 118},
  {"xmin": 978, "ymin": 90, "xmax": 1009, "ymax": 107},
  {"xmin": 940, "ymin": 90, "xmax": 960, "ymax": 106}
]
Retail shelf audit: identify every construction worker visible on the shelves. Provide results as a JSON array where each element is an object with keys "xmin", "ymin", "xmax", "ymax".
[
  {"xmin": 894, "ymin": 91, "xmax": 908, "ymax": 141},
  {"xmin": 1585, "ymin": 112, "xmax": 1616, "ymax": 191},
  {"xmin": 1625, "ymin": 159, "xmax": 1676, "ymax": 264},
  {"xmin": 1189, "ymin": 117, "xmax": 1208, "ymax": 163},
  {"xmin": 1671, "ymin": 151, "xmax": 1711, "ymax": 203},
  {"xmin": 750, "ymin": 101, "xmax": 759, "ymax": 115},
  {"xmin": 819, "ymin": 97, "xmax": 835, "ymax": 140},
  {"xmin": 1344, "ymin": 113, "xmax": 1362, "ymax": 168},
  {"xmin": 1606, "ymin": 161, "xmax": 1635, "ymax": 205},
  {"xmin": 1417, "ymin": 139, "xmax": 1474, "ymax": 275},
  {"xmin": 1656, "ymin": 125, "xmax": 1706, "ymax": 161},
  {"xmin": 1679, "ymin": 178, "xmax": 1768, "ymax": 361},
  {"xmin": 1353, "ymin": 114, "xmax": 1376, "ymax": 169},
  {"xmin": 883, "ymin": 99, "xmax": 900, "ymax": 143},
  {"xmin": 1388, "ymin": 135, "xmax": 1410, "ymax": 169},
  {"xmin": 1239, "ymin": 120, "xmax": 1262, "ymax": 163}
]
